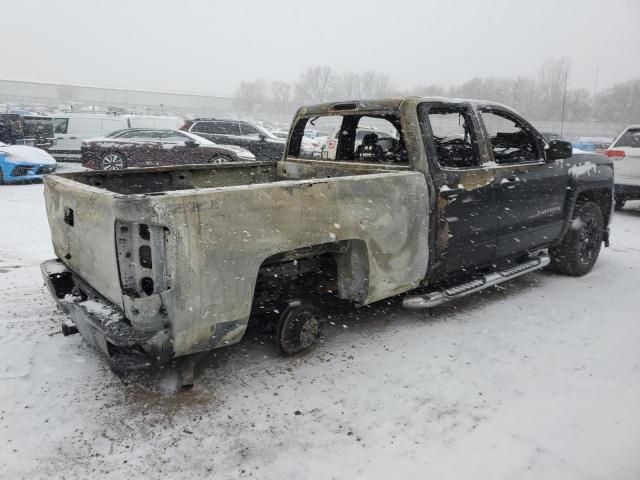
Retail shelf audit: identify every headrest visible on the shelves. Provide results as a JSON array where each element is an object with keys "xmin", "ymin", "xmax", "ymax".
[{"xmin": 361, "ymin": 132, "xmax": 379, "ymax": 146}]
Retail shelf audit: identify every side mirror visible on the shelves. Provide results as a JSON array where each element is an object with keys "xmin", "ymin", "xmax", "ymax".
[
  {"xmin": 546, "ymin": 139, "xmax": 572, "ymax": 161},
  {"xmin": 184, "ymin": 139, "xmax": 199, "ymax": 147}
]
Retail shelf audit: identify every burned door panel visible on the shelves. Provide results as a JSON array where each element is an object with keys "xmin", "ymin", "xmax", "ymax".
[{"xmin": 418, "ymin": 102, "xmax": 498, "ymax": 276}]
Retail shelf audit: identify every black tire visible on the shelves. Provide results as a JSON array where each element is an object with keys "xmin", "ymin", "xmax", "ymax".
[
  {"xmin": 0, "ymin": 170, "xmax": 4, "ymax": 185},
  {"xmin": 101, "ymin": 152, "xmax": 127, "ymax": 170},
  {"xmin": 614, "ymin": 195, "xmax": 626, "ymax": 211},
  {"xmin": 276, "ymin": 300, "xmax": 323, "ymax": 355},
  {"xmin": 210, "ymin": 154, "xmax": 232, "ymax": 164},
  {"xmin": 550, "ymin": 201, "xmax": 604, "ymax": 276}
]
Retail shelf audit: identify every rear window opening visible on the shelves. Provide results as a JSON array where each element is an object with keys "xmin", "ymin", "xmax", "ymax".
[{"xmin": 288, "ymin": 113, "xmax": 407, "ymax": 164}]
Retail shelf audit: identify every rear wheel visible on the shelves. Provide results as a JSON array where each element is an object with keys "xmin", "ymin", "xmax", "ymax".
[
  {"xmin": 614, "ymin": 195, "xmax": 626, "ymax": 211},
  {"xmin": 276, "ymin": 300, "xmax": 323, "ymax": 355},
  {"xmin": 550, "ymin": 201, "xmax": 604, "ymax": 276},
  {"xmin": 101, "ymin": 153, "xmax": 127, "ymax": 170},
  {"xmin": 0, "ymin": 170, "xmax": 4, "ymax": 185}
]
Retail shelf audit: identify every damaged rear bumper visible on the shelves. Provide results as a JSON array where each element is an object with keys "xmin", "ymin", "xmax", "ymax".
[{"xmin": 40, "ymin": 258, "xmax": 171, "ymax": 373}]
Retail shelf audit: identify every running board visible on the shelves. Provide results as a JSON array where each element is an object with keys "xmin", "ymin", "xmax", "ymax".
[{"xmin": 402, "ymin": 254, "xmax": 550, "ymax": 309}]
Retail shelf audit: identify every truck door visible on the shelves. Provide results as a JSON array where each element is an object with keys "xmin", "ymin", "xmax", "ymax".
[
  {"xmin": 477, "ymin": 107, "xmax": 568, "ymax": 258},
  {"xmin": 418, "ymin": 102, "xmax": 499, "ymax": 276}
]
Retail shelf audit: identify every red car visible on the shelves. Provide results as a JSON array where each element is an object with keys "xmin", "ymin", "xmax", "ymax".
[{"xmin": 81, "ymin": 128, "xmax": 256, "ymax": 170}]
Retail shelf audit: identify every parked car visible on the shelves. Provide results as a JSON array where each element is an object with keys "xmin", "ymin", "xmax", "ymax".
[
  {"xmin": 603, "ymin": 125, "xmax": 640, "ymax": 209},
  {"xmin": 270, "ymin": 129, "xmax": 289, "ymax": 140},
  {"xmin": 572, "ymin": 136, "xmax": 613, "ymax": 153},
  {"xmin": 182, "ymin": 118, "xmax": 285, "ymax": 161},
  {"xmin": 300, "ymin": 135, "xmax": 326, "ymax": 158},
  {"xmin": 0, "ymin": 113, "xmax": 55, "ymax": 149},
  {"xmin": 49, "ymin": 113, "xmax": 184, "ymax": 161},
  {"xmin": 81, "ymin": 128, "xmax": 255, "ymax": 170},
  {"xmin": 325, "ymin": 125, "xmax": 395, "ymax": 159},
  {"xmin": 41, "ymin": 97, "xmax": 613, "ymax": 385},
  {"xmin": 0, "ymin": 141, "xmax": 56, "ymax": 184}
]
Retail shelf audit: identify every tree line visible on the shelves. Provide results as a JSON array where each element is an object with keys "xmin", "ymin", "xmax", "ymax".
[{"xmin": 234, "ymin": 58, "xmax": 640, "ymax": 124}]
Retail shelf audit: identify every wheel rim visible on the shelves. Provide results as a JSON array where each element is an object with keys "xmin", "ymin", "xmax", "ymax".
[
  {"xmin": 280, "ymin": 310, "xmax": 319, "ymax": 354},
  {"xmin": 102, "ymin": 153, "xmax": 124, "ymax": 170},
  {"xmin": 578, "ymin": 216, "xmax": 600, "ymax": 264}
]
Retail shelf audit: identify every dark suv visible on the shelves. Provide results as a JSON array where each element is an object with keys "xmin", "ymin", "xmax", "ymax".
[
  {"xmin": 0, "ymin": 114, "xmax": 55, "ymax": 149},
  {"xmin": 181, "ymin": 119, "xmax": 285, "ymax": 161}
]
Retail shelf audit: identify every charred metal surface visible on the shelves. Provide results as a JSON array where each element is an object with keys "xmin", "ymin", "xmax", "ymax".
[
  {"xmin": 43, "ymin": 158, "xmax": 429, "ymax": 357},
  {"xmin": 41, "ymin": 96, "xmax": 613, "ymax": 365}
]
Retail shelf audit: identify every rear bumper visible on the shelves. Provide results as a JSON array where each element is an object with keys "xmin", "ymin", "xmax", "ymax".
[{"xmin": 40, "ymin": 259, "xmax": 170, "ymax": 372}]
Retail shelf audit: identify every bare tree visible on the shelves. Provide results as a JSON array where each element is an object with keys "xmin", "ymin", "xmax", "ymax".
[
  {"xmin": 295, "ymin": 66, "xmax": 336, "ymax": 104},
  {"xmin": 234, "ymin": 80, "xmax": 267, "ymax": 113},
  {"xmin": 360, "ymin": 71, "xmax": 393, "ymax": 98},
  {"xmin": 536, "ymin": 57, "xmax": 571, "ymax": 120},
  {"xmin": 229, "ymin": 57, "xmax": 640, "ymax": 124},
  {"xmin": 270, "ymin": 81, "xmax": 292, "ymax": 114},
  {"xmin": 594, "ymin": 79, "xmax": 640, "ymax": 124},
  {"xmin": 410, "ymin": 84, "xmax": 447, "ymax": 97},
  {"xmin": 337, "ymin": 72, "xmax": 362, "ymax": 99}
]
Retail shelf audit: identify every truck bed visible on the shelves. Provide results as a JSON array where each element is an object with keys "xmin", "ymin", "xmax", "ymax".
[
  {"xmin": 43, "ymin": 159, "xmax": 428, "ymax": 357},
  {"xmin": 62, "ymin": 159, "xmax": 410, "ymax": 194}
]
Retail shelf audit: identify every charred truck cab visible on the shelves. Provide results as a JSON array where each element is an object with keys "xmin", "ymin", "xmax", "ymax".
[{"xmin": 41, "ymin": 97, "xmax": 614, "ymax": 381}]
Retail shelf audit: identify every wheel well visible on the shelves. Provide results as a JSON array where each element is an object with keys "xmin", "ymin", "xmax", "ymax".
[
  {"xmin": 251, "ymin": 240, "xmax": 370, "ymax": 315},
  {"xmin": 576, "ymin": 188, "xmax": 612, "ymax": 226}
]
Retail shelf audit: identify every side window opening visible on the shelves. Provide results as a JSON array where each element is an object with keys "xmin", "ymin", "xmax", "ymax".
[
  {"xmin": 191, "ymin": 121, "xmax": 240, "ymax": 136},
  {"xmin": 220, "ymin": 122, "xmax": 241, "ymax": 136},
  {"xmin": 190, "ymin": 121, "xmax": 213, "ymax": 134},
  {"xmin": 424, "ymin": 105, "xmax": 481, "ymax": 169},
  {"xmin": 240, "ymin": 124, "xmax": 260, "ymax": 137},
  {"xmin": 480, "ymin": 109, "xmax": 541, "ymax": 164},
  {"xmin": 288, "ymin": 114, "xmax": 406, "ymax": 164}
]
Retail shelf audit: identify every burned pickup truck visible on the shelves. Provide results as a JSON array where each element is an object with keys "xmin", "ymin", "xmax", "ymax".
[{"xmin": 41, "ymin": 97, "xmax": 614, "ymax": 379}]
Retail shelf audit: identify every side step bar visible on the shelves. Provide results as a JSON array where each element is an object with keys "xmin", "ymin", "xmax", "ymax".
[{"xmin": 403, "ymin": 253, "xmax": 550, "ymax": 310}]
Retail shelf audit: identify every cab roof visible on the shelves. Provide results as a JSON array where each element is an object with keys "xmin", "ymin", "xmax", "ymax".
[{"xmin": 296, "ymin": 96, "xmax": 513, "ymax": 116}]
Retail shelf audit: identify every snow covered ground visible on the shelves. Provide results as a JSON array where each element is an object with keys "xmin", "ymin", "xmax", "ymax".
[{"xmin": 1, "ymin": 168, "xmax": 639, "ymax": 479}]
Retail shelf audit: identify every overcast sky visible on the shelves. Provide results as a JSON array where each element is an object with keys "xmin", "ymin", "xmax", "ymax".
[{"xmin": 2, "ymin": 0, "xmax": 638, "ymax": 97}]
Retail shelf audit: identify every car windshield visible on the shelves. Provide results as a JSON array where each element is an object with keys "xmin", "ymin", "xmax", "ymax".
[
  {"xmin": 179, "ymin": 130, "xmax": 214, "ymax": 145},
  {"xmin": 104, "ymin": 129, "xmax": 129, "ymax": 138}
]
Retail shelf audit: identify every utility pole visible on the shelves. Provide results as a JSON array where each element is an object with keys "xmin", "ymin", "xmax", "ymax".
[
  {"xmin": 591, "ymin": 66, "xmax": 599, "ymax": 124},
  {"xmin": 560, "ymin": 70, "xmax": 569, "ymax": 137}
]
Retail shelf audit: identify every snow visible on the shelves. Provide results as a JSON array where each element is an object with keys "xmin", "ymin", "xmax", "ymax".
[
  {"xmin": 568, "ymin": 161, "xmax": 597, "ymax": 178},
  {"xmin": 1, "ymin": 168, "xmax": 640, "ymax": 479},
  {"xmin": 0, "ymin": 144, "xmax": 56, "ymax": 165}
]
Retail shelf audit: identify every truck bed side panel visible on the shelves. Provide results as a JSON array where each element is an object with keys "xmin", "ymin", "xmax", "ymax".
[{"xmin": 148, "ymin": 172, "xmax": 429, "ymax": 355}]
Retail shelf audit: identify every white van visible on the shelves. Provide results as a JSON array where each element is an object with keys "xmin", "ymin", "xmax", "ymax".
[{"xmin": 49, "ymin": 114, "xmax": 184, "ymax": 160}]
